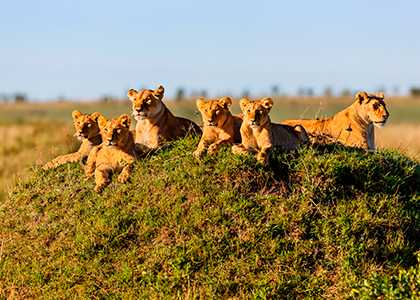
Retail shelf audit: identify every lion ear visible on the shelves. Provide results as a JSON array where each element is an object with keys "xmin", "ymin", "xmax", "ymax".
[
  {"xmin": 153, "ymin": 86, "xmax": 165, "ymax": 100},
  {"xmin": 261, "ymin": 97, "xmax": 273, "ymax": 110},
  {"xmin": 376, "ymin": 92, "xmax": 384, "ymax": 99},
  {"xmin": 90, "ymin": 112, "xmax": 101, "ymax": 122},
  {"xmin": 218, "ymin": 97, "xmax": 232, "ymax": 109},
  {"xmin": 72, "ymin": 110, "xmax": 82, "ymax": 120},
  {"xmin": 98, "ymin": 116, "xmax": 108, "ymax": 129},
  {"xmin": 239, "ymin": 98, "xmax": 250, "ymax": 112},
  {"xmin": 356, "ymin": 92, "xmax": 368, "ymax": 104},
  {"xmin": 118, "ymin": 114, "xmax": 131, "ymax": 128},
  {"xmin": 127, "ymin": 89, "xmax": 137, "ymax": 99},
  {"xmin": 196, "ymin": 99, "xmax": 206, "ymax": 111}
]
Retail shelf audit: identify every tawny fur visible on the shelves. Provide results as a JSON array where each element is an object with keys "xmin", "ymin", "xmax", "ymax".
[
  {"xmin": 282, "ymin": 92, "xmax": 389, "ymax": 151},
  {"xmin": 127, "ymin": 86, "xmax": 201, "ymax": 154},
  {"xmin": 232, "ymin": 97, "xmax": 309, "ymax": 165},
  {"xmin": 85, "ymin": 114, "xmax": 136, "ymax": 192},
  {"xmin": 43, "ymin": 110, "xmax": 102, "ymax": 170},
  {"xmin": 193, "ymin": 97, "xmax": 243, "ymax": 158}
]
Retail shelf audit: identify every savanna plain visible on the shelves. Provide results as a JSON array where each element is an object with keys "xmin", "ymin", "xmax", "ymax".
[{"xmin": 1, "ymin": 95, "xmax": 420, "ymax": 299}]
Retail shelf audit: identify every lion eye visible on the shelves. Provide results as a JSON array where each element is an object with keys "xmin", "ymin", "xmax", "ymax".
[
  {"xmin": 147, "ymin": 99, "xmax": 152, "ymax": 104},
  {"xmin": 117, "ymin": 129, "xmax": 121, "ymax": 134},
  {"xmin": 204, "ymin": 110, "xmax": 208, "ymax": 114},
  {"xmin": 104, "ymin": 129, "xmax": 108, "ymax": 133},
  {"xmin": 247, "ymin": 110, "xmax": 251, "ymax": 114},
  {"xmin": 87, "ymin": 124, "xmax": 91, "ymax": 127},
  {"xmin": 373, "ymin": 104, "xmax": 379, "ymax": 110}
]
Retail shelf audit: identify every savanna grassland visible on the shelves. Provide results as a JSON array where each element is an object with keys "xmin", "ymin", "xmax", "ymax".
[
  {"xmin": 0, "ymin": 96, "xmax": 420, "ymax": 299},
  {"xmin": 1, "ymin": 95, "xmax": 419, "ymax": 201}
]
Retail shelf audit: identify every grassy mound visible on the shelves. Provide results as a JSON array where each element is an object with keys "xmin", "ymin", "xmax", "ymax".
[{"xmin": 1, "ymin": 136, "xmax": 420, "ymax": 299}]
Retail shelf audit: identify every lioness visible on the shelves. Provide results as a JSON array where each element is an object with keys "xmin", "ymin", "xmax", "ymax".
[
  {"xmin": 127, "ymin": 86, "xmax": 201, "ymax": 154},
  {"xmin": 193, "ymin": 97, "xmax": 243, "ymax": 158},
  {"xmin": 282, "ymin": 92, "xmax": 389, "ymax": 151},
  {"xmin": 85, "ymin": 114, "xmax": 136, "ymax": 192},
  {"xmin": 43, "ymin": 110, "xmax": 102, "ymax": 170},
  {"xmin": 232, "ymin": 97, "xmax": 309, "ymax": 165}
]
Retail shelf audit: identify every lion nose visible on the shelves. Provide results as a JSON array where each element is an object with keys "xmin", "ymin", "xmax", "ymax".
[
  {"xmin": 383, "ymin": 114, "xmax": 388, "ymax": 118},
  {"xmin": 107, "ymin": 138, "xmax": 113, "ymax": 142},
  {"xmin": 208, "ymin": 119, "xmax": 213, "ymax": 123}
]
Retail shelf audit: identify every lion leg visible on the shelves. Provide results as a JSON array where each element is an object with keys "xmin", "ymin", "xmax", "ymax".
[
  {"xmin": 94, "ymin": 165, "xmax": 112, "ymax": 192},
  {"xmin": 43, "ymin": 152, "xmax": 81, "ymax": 170},
  {"xmin": 294, "ymin": 125, "xmax": 310, "ymax": 144},
  {"xmin": 257, "ymin": 146, "xmax": 272, "ymax": 165},
  {"xmin": 85, "ymin": 147, "xmax": 99, "ymax": 179},
  {"xmin": 232, "ymin": 144, "xmax": 254, "ymax": 156},
  {"xmin": 118, "ymin": 164, "xmax": 133, "ymax": 183},
  {"xmin": 208, "ymin": 137, "xmax": 233, "ymax": 154},
  {"xmin": 193, "ymin": 139, "xmax": 208, "ymax": 158}
]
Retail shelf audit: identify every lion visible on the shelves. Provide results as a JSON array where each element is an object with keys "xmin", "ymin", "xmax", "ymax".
[
  {"xmin": 43, "ymin": 110, "xmax": 102, "ymax": 170},
  {"xmin": 282, "ymin": 92, "xmax": 389, "ymax": 151},
  {"xmin": 232, "ymin": 97, "xmax": 309, "ymax": 165},
  {"xmin": 127, "ymin": 86, "xmax": 201, "ymax": 154},
  {"xmin": 193, "ymin": 97, "xmax": 243, "ymax": 158},
  {"xmin": 85, "ymin": 114, "xmax": 136, "ymax": 192}
]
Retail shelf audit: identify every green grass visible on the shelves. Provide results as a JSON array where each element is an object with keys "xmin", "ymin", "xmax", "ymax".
[{"xmin": 1, "ymin": 136, "xmax": 420, "ymax": 299}]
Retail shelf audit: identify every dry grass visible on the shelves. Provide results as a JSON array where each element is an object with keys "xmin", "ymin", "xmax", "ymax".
[{"xmin": 376, "ymin": 123, "xmax": 420, "ymax": 160}]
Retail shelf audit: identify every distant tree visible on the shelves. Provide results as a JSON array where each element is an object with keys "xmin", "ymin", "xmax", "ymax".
[
  {"xmin": 297, "ymin": 87, "xmax": 306, "ymax": 97},
  {"xmin": 14, "ymin": 94, "xmax": 26, "ymax": 103},
  {"xmin": 306, "ymin": 88, "xmax": 314, "ymax": 97},
  {"xmin": 323, "ymin": 87, "xmax": 333, "ymax": 97},
  {"xmin": 271, "ymin": 85, "xmax": 280, "ymax": 96},
  {"xmin": 175, "ymin": 88, "xmax": 185, "ymax": 102},
  {"xmin": 0, "ymin": 94, "xmax": 8, "ymax": 103},
  {"xmin": 242, "ymin": 89, "xmax": 250, "ymax": 99},
  {"xmin": 200, "ymin": 90, "xmax": 207, "ymax": 99},
  {"xmin": 410, "ymin": 88, "xmax": 420, "ymax": 98},
  {"xmin": 393, "ymin": 86, "xmax": 400, "ymax": 96},
  {"xmin": 340, "ymin": 89, "xmax": 351, "ymax": 97}
]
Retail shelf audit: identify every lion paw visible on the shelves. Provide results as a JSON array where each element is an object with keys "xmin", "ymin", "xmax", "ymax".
[{"xmin": 207, "ymin": 144, "xmax": 218, "ymax": 154}]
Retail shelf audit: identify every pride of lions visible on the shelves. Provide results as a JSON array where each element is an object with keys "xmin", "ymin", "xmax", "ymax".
[{"xmin": 43, "ymin": 86, "xmax": 389, "ymax": 191}]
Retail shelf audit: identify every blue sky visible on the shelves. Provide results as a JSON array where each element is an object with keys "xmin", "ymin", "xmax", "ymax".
[{"xmin": 1, "ymin": 0, "xmax": 420, "ymax": 101}]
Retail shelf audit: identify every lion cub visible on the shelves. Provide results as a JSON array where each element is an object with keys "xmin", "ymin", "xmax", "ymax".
[
  {"xmin": 193, "ymin": 97, "xmax": 243, "ymax": 158},
  {"xmin": 43, "ymin": 110, "xmax": 102, "ymax": 170},
  {"xmin": 127, "ymin": 86, "xmax": 201, "ymax": 154},
  {"xmin": 85, "ymin": 114, "xmax": 136, "ymax": 192},
  {"xmin": 232, "ymin": 97, "xmax": 309, "ymax": 165}
]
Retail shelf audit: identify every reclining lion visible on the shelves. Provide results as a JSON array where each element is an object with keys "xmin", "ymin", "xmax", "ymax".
[
  {"xmin": 282, "ymin": 92, "xmax": 389, "ymax": 151},
  {"xmin": 232, "ymin": 97, "xmax": 309, "ymax": 165},
  {"xmin": 43, "ymin": 110, "xmax": 102, "ymax": 169},
  {"xmin": 127, "ymin": 86, "xmax": 201, "ymax": 154}
]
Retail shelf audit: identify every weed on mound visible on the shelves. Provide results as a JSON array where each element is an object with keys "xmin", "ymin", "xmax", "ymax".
[{"xmin": 1, "ymin": 136, "xmax": 420, "ymax": 299}]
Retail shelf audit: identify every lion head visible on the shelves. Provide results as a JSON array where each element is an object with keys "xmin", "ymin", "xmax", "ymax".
[
  {"xmin": 240, "ymin": 97, "xmax": 273, "ymax": 128},
  {"xmin": 98, "ymin": 114, "xmax": 132, "ymax": 149},
  {"xmin": 355, "ymin": 92, "xmax": 389, "ymax": 128},
  {"xmin": 127, "ymin": 86, "xmax": 165, "ymax": 121},
  {"xmin": 72, "ymin": 110, "xmax": 101, "ymax": 141},
  {"xmin": 196, "ymin": 97, "xmax": 232, "ymax": 127}
]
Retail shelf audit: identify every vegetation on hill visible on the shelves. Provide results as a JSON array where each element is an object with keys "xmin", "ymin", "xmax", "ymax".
[{"xmin": 1, "ymin": 134, "xmax": 420, "ymax": 298}]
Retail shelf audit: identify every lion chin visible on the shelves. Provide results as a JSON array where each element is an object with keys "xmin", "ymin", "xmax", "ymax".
[
  {"xmin": 373, "ymin": 120, "xmax": 387, "ymax": 128},
  {"xmin": 134, "ymin": 114, "xmax": 147, "ymax": 121}
]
